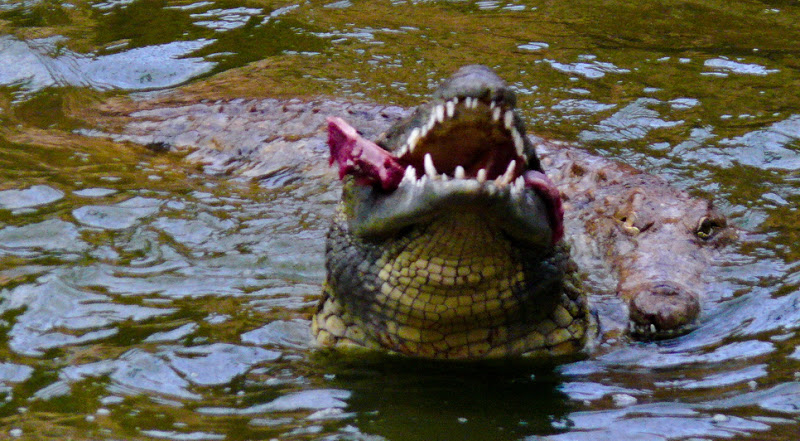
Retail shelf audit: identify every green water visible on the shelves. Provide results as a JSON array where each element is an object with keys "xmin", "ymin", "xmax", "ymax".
[{"xmin": 0, "ymin": 1, "xmax": 799, "ymax": 440}]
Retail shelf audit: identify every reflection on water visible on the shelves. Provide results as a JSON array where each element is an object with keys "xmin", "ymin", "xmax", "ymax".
[
  {"xmin": 0, "ymin": 35, "xmax": 215, "ymax": 96},
  {"xmin": 1, "ymin": 0, "xmax": 799, "ymax": 440}
]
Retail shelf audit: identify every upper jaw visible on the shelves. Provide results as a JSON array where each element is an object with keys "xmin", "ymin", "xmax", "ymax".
[
  {"xmin": 390, "ymin": 96, "xmax": 529, "ymax": 174},
  {"xmin": 344, "ymin": 166, "xmax": 560, "ymax": 248},
  {"xmin": 326, "ymin": 67, "xmax": 563, "ymax": 246},
  {"xmin": 377, "ymin": 93, "xmax": 539, "ymax": 183}
]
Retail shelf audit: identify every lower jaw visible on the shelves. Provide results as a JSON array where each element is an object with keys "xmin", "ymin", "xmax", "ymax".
[
  {"xmin": 629, "ymin": 321, "xmax": 698, "ymax": 340},
  {"xmin": 348, "ymin": 182, "xmax": 555, "ymax": 247}
]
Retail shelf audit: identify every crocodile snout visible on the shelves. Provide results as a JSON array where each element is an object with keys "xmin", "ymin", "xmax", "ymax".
[{"xmin": 627, "ymin": 283, "xmax": 700, "ymax": 339}]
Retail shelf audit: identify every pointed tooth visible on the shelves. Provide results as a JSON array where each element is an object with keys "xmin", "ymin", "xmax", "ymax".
[
  {"xmin": 513, "ymin": 176, "xmax": 525, "ymax": 193},
  {"xmin": 501, "ymin": 160, "xmax": 516, "ymax": 185},
  {"xmin": 424, "ymin": 153, "xmax": 438, "ymax": 178},
  {"xmin": 477, "ymin": 168, "xmax": 487, "ymax": 183},
  {"xmin": 504, "ymin": 110, "xmax": 514, "ymax": 130},
  {"xmin": 407, "ymin": 128, "xmax": 420, "ymax": 152},
  {"xmin": 441, "ymin": 173, "xmax": 449, "ymax": 182},
  {"xmin": 446, "ymin": 100, "xmax": 455, "ymax": 118},
  {"xmin": 490, "ymin": 101, "xmax": 496, "ymax": 110},
  {"xmin": 492, "ymin": 107, "xmax": 501, "ymax": 122},
  {"xmin": 454, "ymin": 165, "xmax": 466, "ymax": 180},
  {"xmin": 436, "ymin": 104, "xmax": 445, "ymax": 123},
  {"xmin": 426, "ymin": 118, "xmax": 436, "ymax": 134},
  {"xmin": 512, "ymin": 128, "xmax": 524, "ymax": 156},
  {"xmin": 404, "ymin": 165, "xmax": 417, "ymax": 182},
  {"xmin": 427, "ymin": 111, "xmax": 437, "ymax": 130}
]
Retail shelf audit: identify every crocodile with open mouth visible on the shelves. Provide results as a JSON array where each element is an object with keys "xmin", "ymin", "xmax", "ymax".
[{"xmin": 312, "ymin": 65, "xmax": 734, "ymax": 359}]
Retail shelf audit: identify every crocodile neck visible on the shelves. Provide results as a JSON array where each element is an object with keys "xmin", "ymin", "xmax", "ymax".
[{"xmin": 318, "ymin": 211, "xmax": 591, "ymax": 359}]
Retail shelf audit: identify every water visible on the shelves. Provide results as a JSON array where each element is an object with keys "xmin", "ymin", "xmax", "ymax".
[{"xmin": 1, "ymin": 1, "xmax": 799, "ymax": 440}]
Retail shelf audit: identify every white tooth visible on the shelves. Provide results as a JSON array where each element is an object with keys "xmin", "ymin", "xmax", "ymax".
[
  {"xmin": 454, "ymin": 165, "xmax": 466, "ymax": 179},
  {"xmin": 446, "ymin": 100, "xmax": 455, "ymax": 118},
  {"xmin": 452, "ymin": 97, "xmax": 459, "ymax": 105},
  {"xmin": 408, "ymin": 128, "xmax": 420, "ymax": 151},
  {"xmin": 417, "ymin": 175, "xmax": 427, "ymax": 187},
  {"xmin": 501, "ymin": 160, "xmax": 516, "ymax": 185},
  {"xmin": 514, "ymin": 176, "xmax": 525, "ymax": 193},
  {"xmin": 650, "ymin": 324, "xmax": 657, "ymax": 334},
  {"xmin": 441, "ymin": 173, "xmax": 449, "ymax": 182},
  {"xmin": 424, "ymin": 153, "xmax": 438, "ymax": 178},
  {"xmin": 504, "ymin": 110, "xmax": 514, "ymax": 130},
  {"xmin": 404, "ymin": 165, "xmax": 417, "ymax": 182},
  {"xmin": 492, "ymin": 107, "xmax": 501, "ymax": 122},
  {"xmin": 490, "ymin": 101, "xmax": 496, "ymax": 110},
  {"xmin": 425, "ymin": 121, "xmax": 436, "ymax": 134},
  {"xmin": 426, "ymin": 118, "xmax": 436, "ymax": 134},
  {"xmin": 512, "ymin": 128, "xmax": 524, "ymax": 157},
  {"xmin": 477, "ymin": 168, "xmax": 487, "ymax": 183},
  {"xmin": 471, "ymin": 97, "xmax": 479, "ymax": 109},
  {"xmin": 436, "ymin": 104, "xmax": 445, "ymax": 123}
]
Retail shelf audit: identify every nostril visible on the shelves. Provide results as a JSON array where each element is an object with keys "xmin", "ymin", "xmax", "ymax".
[
  {"xmin": 651, "ymin": 284, "xmax": 680, "ymax": 297},
  {"xmin": 629, "ymin": 284, "xmax": 700, "ymax": 334},
  {"xmin": 638, "ymin": 220, "xmax": 655, "ymax": 233}
]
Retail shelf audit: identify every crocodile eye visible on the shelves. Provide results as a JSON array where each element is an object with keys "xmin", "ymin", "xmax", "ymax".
[
  {"xmin": 696, "ymin": 216, "xmax": 725, "ymax": 240},
  {"xmin": 615, "ymin": 213, "xmax": 639, "ymax": 235}
]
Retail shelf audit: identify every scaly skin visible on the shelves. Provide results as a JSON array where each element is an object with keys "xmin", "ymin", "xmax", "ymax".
[
  {"xmin": 313, "ymin": 211, "xmax": 589, "ymax": 359},
  {"xmin": 95, "ymin": 66, "xmax": 736, "ymax": 355},
  {"xmin": 313, "ymin": 66, "xmax": 592, "ymax": 359},
  {"xmin": 537, "ymin": 139, "xmax": 736, "ymax": 338}
]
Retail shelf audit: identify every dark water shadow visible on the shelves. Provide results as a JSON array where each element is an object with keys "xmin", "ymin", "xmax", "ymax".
[{"xmin": 314, "ymin": 352, "xmax": 577, "ymax": 440}]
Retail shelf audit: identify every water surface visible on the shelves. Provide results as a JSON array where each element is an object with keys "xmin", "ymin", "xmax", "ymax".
[{"xmin": 0, "ymin": 1, "xmax": 799, "ymax": 440}]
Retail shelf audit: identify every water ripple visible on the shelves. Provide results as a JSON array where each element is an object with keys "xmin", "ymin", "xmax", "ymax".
[
  {"xmin": 3, "ymin": 274, "xmax": 174, "ymax": 356},
  {"xmin": 0, "ymin": 36, "xmax": 215, "ymax": 98},
  {"xmin": 0, "ymin": 185, "xmax": 63, "ymax": 210}
]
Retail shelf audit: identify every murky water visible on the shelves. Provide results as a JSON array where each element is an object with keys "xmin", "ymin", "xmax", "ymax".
[{"xmin": 1, "ymin": 1, "xmax": 799, "ymax": 440}]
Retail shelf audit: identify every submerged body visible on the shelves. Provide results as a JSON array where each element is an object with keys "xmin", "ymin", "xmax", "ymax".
[
  {"xmin": 100, "ymin": 67, "xmax": 735, "ymax": 359},
  {"xmin": 313, "ymin": 66, "xmax": 734, "ymax": 359},
  {"xmin": 538, "ymin": 140, "xmax": 734, "ymax": 337}
]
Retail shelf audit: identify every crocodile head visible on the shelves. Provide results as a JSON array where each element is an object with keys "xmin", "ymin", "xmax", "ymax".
[
  {"xmin": 327, "ymin": 65, "xmax": 563, "ymax": 249},
  {"xmin": 318, "ymin": 66, "xmax": 587, "ymax": 359}
]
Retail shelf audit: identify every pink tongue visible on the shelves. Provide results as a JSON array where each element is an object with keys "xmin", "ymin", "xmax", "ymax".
[
  {"xmin": 327, "ymin": 116, "xmax": 564, "ymax": 244},
  {"xmin": 327, "ymin": 117, "xmax": 404, "ymax": 191},
  {"xmin": 523, "ymin": 171, "xmax": 564, "ymax": 244}
]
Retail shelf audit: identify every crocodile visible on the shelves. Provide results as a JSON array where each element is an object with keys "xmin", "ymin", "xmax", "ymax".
[
  {"xmin": 89, "ymin": 65, "xmax": 734, "ymax": 359},
  {"xmin": 312, "ymin": 65, "xmax": 735, "ymax": 359}
]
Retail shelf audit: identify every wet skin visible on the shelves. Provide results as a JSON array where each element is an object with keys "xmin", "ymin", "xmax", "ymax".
[
  {"xmin": 314, "ymin": 66, "xmax": 735, "ymax": 358},
  {"xmin": 96, "ymin": 66, "xmax": 736, "ymax": 357}
]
